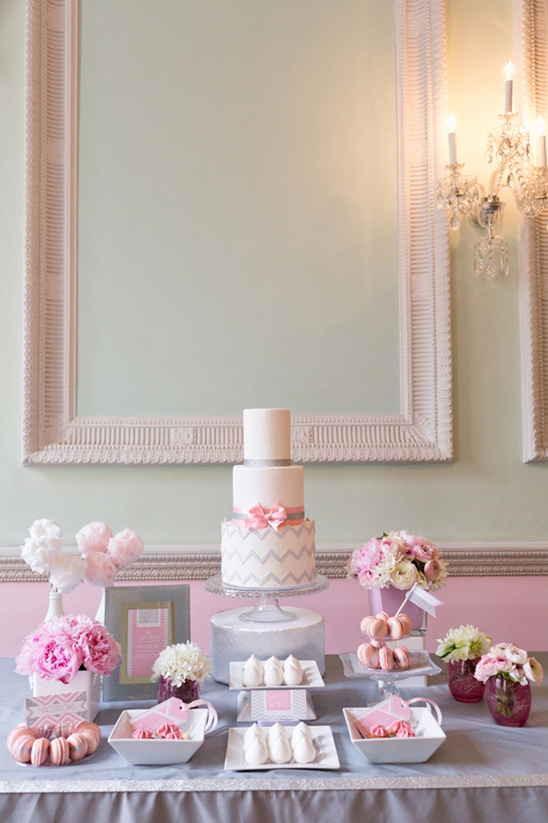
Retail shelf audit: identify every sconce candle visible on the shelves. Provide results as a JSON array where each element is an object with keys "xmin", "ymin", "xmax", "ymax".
[
  {"xmin": 447, "ymin": 114, "xmax": 457, "ymax": 164},
  {"xmin": 504, "ymin": 61, "xmax": 514, "ymax": 113},
  {"xmin": 537, "ymin": 116, "xmax": 547, "ymax": 167}
]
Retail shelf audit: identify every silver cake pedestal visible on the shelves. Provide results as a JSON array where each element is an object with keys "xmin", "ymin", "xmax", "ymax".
[{"xmin": 206, "ymin": 575, "xmax": 328, "ymax": 685}]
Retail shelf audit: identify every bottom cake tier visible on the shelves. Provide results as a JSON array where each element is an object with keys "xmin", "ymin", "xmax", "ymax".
[{"xmin": 221, "ymin": 519, "xmax": 316, "ymax": 589}]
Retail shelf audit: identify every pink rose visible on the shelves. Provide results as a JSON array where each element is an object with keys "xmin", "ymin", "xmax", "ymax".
[
  {"xmin": 76, "ymin": 521, "xmax": 112, "ymax": 556},
  {"xmin": 107, "ymin": 529, "xmax": 144, "ymax": 570},
  {"xmin": 424, "ymin": 558, "xmax": 441, "ymax": 581},
  {"xmin": 84, "ymin": 551, "xmax": 118, "ymax": 587}
]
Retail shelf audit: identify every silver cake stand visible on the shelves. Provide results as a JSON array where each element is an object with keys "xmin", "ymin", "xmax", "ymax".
[{"xmin": 206, "ymin": 574, "xmax": 329, "ymax": 623}]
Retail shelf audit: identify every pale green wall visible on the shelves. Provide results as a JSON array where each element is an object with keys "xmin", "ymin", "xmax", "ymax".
[{"xmin": 1, "ymin": 0, "xmax": 546, "ymax": 548}]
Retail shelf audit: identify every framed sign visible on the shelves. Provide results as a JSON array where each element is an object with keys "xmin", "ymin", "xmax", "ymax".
[{"xmin": 104, "ymin": 584, "xmax": 190, "ymax": 702}]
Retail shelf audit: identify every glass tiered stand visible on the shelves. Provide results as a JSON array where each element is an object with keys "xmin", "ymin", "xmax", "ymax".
[{"xmin": 340, "ymin": 646, "xmax": 441, "ymax": 700}]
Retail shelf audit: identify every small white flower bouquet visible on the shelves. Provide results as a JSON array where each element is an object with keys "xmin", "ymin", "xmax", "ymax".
[
  {"xmin": 151, "ymin": 642, "xmax": 211, "ymax": 688},
  {"xmin": 436, "ymin": 625, "xmax": 492, "ymax": 662}
]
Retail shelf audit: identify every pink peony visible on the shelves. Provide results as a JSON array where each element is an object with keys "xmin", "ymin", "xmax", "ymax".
[
  {"xmin": 107, "ymin": 529, "xmax": 144, "ymax": 570},
  {"xmin": 35, "ymin": 636, "xmax": 81, "ymax": 685},
  {"xmin": 84, "ymin": 551, "xmax": 118, "ymax": 587},
  {"xmin": 76, "ymin": 521, "xmax": 112, "ymax": 556},
  {"xmin": 15, "ymin": 615, "xmax": 121, "ymax": 683},
  {"xmin": 74, "ymin": 621, "xmax": 121, "ymax": 676}
]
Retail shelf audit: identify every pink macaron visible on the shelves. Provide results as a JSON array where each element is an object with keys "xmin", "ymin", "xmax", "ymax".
[
  {"xmin": 367, "ymin": 617, "xmax": 388, "ymax": 641},
  {"xmin": 11, "ymin": 734, "xmax": 35, "ymax": 763},
  {"xmin": 386, "ymin": 616, "xmax": 404, "ymax": 639},
  {"xmin": 50, "ymin": 736, "xmax": 71, "ymax": 766},
  {"xmin": 393, "ymin": 646, "xmax": 411, "ymax": 669},
  {"xmin": 379, "ymin": 646, "xmax": 394, "ymax": 671},
  {"xmin": 375, "ymin": 611, "xmax": 390, "ymax": 622},
  {"xmin": 357, "ymin": 642, "xmax": 380, "ymax": 669},
  {"xmin": 397, "ymin": 613, "xmax": 413, "ymax": 635},
  {"xmin": 359, "ymin": 615, "xmax": 376, "ymax": 636},
  {"xmin": 67, "ymin": 733, "xmax": 89, "ymax": 762},
  {"xmin": 7, "ymin": 724, "xmax": 36, "ymax": 751},
  {"xmin": 30, "ymin": 737, "xmax": 50, "ymax": 766}
]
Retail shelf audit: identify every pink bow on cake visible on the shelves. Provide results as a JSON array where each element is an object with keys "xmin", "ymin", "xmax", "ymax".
[{"xmin": 243, "ymin": 504, "xmax": 288, "ymax": 532}]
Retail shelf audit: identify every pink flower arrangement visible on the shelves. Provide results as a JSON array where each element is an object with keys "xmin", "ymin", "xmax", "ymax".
[
  {"xmin": 347, "ymin": 530, "xmax": 447, "ymax": 592},
  {"xmin": 20, "ymin": 519, "xmax": 144, "ymax": 593},
  {"xmin": 474, "ymin": 643, "xmax": 544, "ymax": 687},
  {"xmin": 15, "ymin": 614, "xmax": 122, "ymax": 684}
]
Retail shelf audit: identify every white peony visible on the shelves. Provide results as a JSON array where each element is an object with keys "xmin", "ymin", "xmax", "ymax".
[
  {"xmin": 48, "ymin": 553, "xmax": 86, "ymax": 594},
  {"xmin": 21, "ymin": 519, "xmax": 63, "ymax": 574}
]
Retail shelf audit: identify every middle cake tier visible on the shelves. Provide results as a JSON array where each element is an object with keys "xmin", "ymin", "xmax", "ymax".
[{"xmin": 232, "ymin": 465, "xmax": 304, "ymax": 521}]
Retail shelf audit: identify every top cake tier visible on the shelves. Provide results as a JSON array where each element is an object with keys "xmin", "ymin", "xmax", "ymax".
[{"xmin": 243, "ymin": 409, "xmax": 291, "ymax": 465}]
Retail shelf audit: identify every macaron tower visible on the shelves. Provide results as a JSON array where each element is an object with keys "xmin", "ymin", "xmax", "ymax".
[{"xmin": 357, "ymin": 611, "xmax": 413, "ymax": 671}]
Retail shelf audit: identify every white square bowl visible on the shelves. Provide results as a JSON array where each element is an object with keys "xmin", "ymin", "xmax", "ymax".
[
  {"xmin": 343, "ymin": 707, "xmax": 446, "ymax": 764},
  {"xmin": 108, "ymin": 707, "xmax": 208, "ymax": 765}
]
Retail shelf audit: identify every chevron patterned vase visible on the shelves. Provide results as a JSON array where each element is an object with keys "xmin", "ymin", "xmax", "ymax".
[{"xmin": 33, "ymin": 669, "xmax": 101, "ymax": 722}]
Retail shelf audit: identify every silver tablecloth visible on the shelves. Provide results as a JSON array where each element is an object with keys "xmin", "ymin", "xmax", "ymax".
[{"xmin": 1, "ymin": 655, "xmax": 547, "ymax": 822}]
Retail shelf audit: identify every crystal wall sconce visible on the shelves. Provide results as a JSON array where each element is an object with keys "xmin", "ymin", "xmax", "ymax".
[{"xmin": 437, "ymin": 62, "xmax": 548, "ymax": 279}]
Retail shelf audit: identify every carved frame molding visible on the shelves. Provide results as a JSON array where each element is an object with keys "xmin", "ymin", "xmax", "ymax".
[
  {"xmin": 1, "ymin": 542, "xmax": 546, "ymax": 583},
  {"xmin": 520, "ymin": 0, "xmax": 548, "ymax": 461},
  {"xmin": 23, "ymin": 0, "xmax": 452, "ymax": 464}
]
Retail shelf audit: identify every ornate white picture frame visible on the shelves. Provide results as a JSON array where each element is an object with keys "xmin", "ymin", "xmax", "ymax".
[
  {"xmin": 23, "ymin": 0, "xmax": 452, "ymax": 465},
  {"xmin": 519, "ymin": 0, "xmax": 548, "ymax": 462}
]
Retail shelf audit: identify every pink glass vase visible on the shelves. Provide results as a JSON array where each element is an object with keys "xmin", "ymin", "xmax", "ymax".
[
  {"xmin": 368, "ymin": 586, "xmax": 426, "ymax": 633},
  {"xmin": 446, "ymin": 657, "xmax": 485, "ymax": 703},
  {"xmin": 157, "ymin": 675, "xmax": 200, "ymax": 705},
  {"xmin": 486, "ymin": 676, "xmax": 532, "ymax": 727}
]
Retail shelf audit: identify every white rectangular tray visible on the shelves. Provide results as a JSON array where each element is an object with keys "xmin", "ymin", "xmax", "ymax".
[
  {"xmin": 224, "ymin": 725, "xmax": 340, "ymax": 771},
  {"xmin": 229, "ymin": 660, "xmax": 324, "ymax": 690}
]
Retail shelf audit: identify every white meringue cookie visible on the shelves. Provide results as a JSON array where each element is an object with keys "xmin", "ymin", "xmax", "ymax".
[
  {"xmin": 244, "ymin": 737, "xmax": 269, "ymax": 765},
  {"xmin": 292, "ymin": 735, "xmax": 316, "ymax": 764},
  {"xmin": 283, "ymin": 655, "xmax": 303, "ymax": 686},
  {"xmin": 244, "ymin": 723, "xmax": 266, "ymax": 745},
  {"xmin": 268, "ymin": 722, "xmax": 290, "ymax": 745},
  {"xmin": 243, "ymin": 655, "xmax": 264, "ymax": 687},
  {"xmin": 268, "ymin": 736, "xmax": 293, "ymax": 764},
  {"xmin": 291, "ymin": 721, "xmax": 313, "ymax": 744},
  {"xmin": 263, "ymin": 656, "xmax": 284, "ymax": 686}
]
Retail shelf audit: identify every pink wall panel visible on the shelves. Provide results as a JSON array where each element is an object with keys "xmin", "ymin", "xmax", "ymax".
[{"xmin": 1, "ymin": 576, "xmax": 546, "ymax": 661}]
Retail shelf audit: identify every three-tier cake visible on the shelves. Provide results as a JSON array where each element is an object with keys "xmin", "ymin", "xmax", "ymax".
[{"xmin": 221, "ymin": 408, "xmax": 316, "ymax": 590}]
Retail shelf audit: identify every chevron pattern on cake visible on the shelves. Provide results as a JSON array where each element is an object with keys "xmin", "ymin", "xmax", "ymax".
[
  {"xmin": 223, "ymin": 567, "xmax": 316, "ymax": 588},
  {"xmin": 221, "ymin": 542, "xmax": 315, "ymax": 566},
  {"xmin": 221, "ymin": 517, "xmax": 316, "ymax": 590},
  {"xmin": 223, "ymin": 520, "xmax": 315, "ymax": 542}
]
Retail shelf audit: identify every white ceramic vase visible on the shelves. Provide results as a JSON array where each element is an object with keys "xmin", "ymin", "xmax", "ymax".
[{"xmin": 45, "ymin": 587, "xmax": 64, "ymax": 622}]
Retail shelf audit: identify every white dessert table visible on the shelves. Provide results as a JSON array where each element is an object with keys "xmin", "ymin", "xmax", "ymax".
[{"xmin": 1, "ymin": 655, "xmax": 547, "ymax": 823}]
